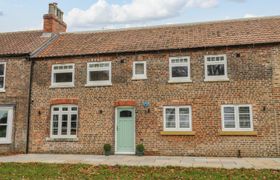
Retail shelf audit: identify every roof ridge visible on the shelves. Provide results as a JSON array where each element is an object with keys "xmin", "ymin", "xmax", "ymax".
[
  {"xmin": 0, "ymin": 30, "xmax": 42, "ymax": 35},
  {"xmin": 61, "ymin": 15, "xmax": 280, "ymax": 35}
]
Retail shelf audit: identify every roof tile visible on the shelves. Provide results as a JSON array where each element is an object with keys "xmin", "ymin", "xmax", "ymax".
[{"xmin": 0, "ymin": 30, "xmax": 50, "ymax": 56}]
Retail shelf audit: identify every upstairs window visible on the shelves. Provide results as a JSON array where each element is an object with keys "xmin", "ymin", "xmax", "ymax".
[
  {"xmin": 204, "ymin": 55, "xmax": 228, "ymax": 81},
  {"xmin": 164, "ymin": 106, "xmax": 192, "ymax": 131},
  {"xmin": 132, "ymin": 61, "xmax": 147, "ymax": 80},
  {"xmin": 51, "ymin": 64, "xmax": 75, "ymax": 87},
  {"xmin": 0, "ymin": 62, "xmax": 6, "ymax": 91},
  {"xmin": 221, "ymin": 105, "xmax": 253, "ymax": 131},
  {"xmin": 87, "ymin": 62, "xmax": 112, "ymax": 86},
  {"xmin": 51, "ymin": 105, "xmax": 78, "ymax": 138},
  {"xmin": 169, "ymin": 57, "xmax": 191, "ymax": 83}
]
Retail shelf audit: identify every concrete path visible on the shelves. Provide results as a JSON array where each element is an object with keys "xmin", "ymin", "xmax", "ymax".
[{"xmin": 0, "ymin": 154, "xmax": 279, "ymax": 169}]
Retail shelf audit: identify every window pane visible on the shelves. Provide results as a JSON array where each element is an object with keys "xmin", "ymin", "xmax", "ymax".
[
  {"xmin": 224, "ymin": 107, "xmax": 234, "ymax": 113},
  {"xmin": 53, "ymin": 107, "xmax": 59, "ymax": 111},
  {"xmin": 179, "ymin": 108, "xmax": 190, "ymax": 128},
  {"xmin": 239, "ymin": 107, "xmax": 250, "ymax": 113},
  {"xmin": 0, "ymin": 125, "xmax": 7, "ymax": 138},
  {"xmin": 224, "ymin": 107, "xmax": 235, "ymax": 128},
  {"xmin": 0, "ymin": 77, "xmax": 4, "ymax": 88},
  {"xmin": 172, "ymin": 66, "xmax": 188, "ymax": 78},
  {"xmin": 166, "ymin": 114, "xmax": 175, "ymax": 128},
  {"xmin": 179, "ymin": 108, "xmax": 189, "ymax": 115},
  {"xmin": 179, "ymin": 114, "xmax": 189, "ymax": 128},
  {"xmin": 71, "ymin": 107, "xmax": 77, "ymax": 111},
  {"xmin": 166, "ymin": 108, "xmax": 175, "ymax": 115},
  {"xmin": 90, "ymin": 71, "xmax": 109, "ymax": 81},
  {"xmin": 0, "ymin": 64, "xmax": 4, "ymax": 76},
  {"xmin": 120, "ymin": 110, "xmax": 132, "ymax": 118},
  {"xmin": 52, "ymin": 115, "xmax": 58, "ymax": 135},
  {"xmin": 0, "ymin": 111, "xmax": 8, "ymax": 124},
  {"xmin": 239, "ymin": 107, "xmax": 251, "ymax": 128},
  {"xmin": 207, "ymin": 64, "xmax": 225, "ymax": 76},
  {"xmin": 71, "ymin": 114, "xmax": 77, "ymax": 135},
  {"xmin": 135, "ymin": 63, "xmax": 144, "ymax": 75},
  {"xmin": 54, "ymin": 73, "xmax": 73, "ymax": 83},
  {"xmin": 62, "ymin": 107, "xmax": 68, "ymax": 111},
  {"xmin": 61, "ymin": 114, "xmax": 68, "ymax": 135},
  {"xmin": 165, "ymin": 108, "xmax": 176, "ymax": 128}
]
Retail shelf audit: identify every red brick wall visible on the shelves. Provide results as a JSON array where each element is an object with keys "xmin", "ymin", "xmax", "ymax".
[
  {"xmin": 43, "ymin": 14, "xmax": 66, "ymax": 33},
  {"xmin": 29, "ymin": 44, "xmax": 280, "ymax": 157},
  {"xmin": 0, "ymin": 57, "xmax": 31, "ymax": 153}
]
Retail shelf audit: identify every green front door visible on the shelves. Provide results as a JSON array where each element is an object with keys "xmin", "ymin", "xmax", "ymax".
[{"xmin": 116, "ymin": 107, "xmax": 135, "ymax": 154}]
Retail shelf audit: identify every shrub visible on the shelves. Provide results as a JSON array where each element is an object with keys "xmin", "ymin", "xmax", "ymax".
[
  {"xmin": 103, "ymin": 144, "xmax": 111, "ymax": 152},
  {"xmin": 136, "ymin": 144, "xmax": 144, "ymax": 153}
]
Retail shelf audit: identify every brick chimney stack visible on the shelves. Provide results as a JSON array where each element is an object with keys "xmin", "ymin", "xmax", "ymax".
[{"xmin": 43, "ymin": 3, "xmax": 67, "ymax": 33}]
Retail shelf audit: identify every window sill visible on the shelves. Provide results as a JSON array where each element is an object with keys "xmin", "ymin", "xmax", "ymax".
[
  {"xmin": 160, "ymin": 131, "xmax": 195, "ymax": 136},
  {"xmin": 204, "ymin": 78, "xmax": 229, "ymax": 82},
  {"xmin": 46, "ymin": 137, "xmax": 79, "ymax": 142},
  {"xmin": 0, "ymin": 141, "xmax": 12, "ymax": 144},
  {"xmin": 85, "ymin": 83, "xmax": 112, "ymax": 87},
  {"xmin": 219, "ymin": 131, "xmax": 257, "ymax": 136},
  {"xmin": 0, "ymin": 89, "xmax": 5, "ymax": 93},
  {"xmin": 49, "ymin": 85, "xmax": 75, "ymax": 89},
  {"xmin": 132, "ymin": 77, "xmax": 147, "ymax": 80},
  {"xmin": 168, "ymin": 80, "xmax": 192, "ymax": 84}
]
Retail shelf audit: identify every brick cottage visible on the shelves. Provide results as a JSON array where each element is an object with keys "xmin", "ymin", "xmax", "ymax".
[{"xmin": 1, "ymin": 3, "xmax": 280, "ymax": 157}]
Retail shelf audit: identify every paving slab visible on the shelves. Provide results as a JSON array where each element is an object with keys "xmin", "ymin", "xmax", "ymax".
[{"xmin": 0, "ymin": 154, "xmax": 279, "ymax": 169}]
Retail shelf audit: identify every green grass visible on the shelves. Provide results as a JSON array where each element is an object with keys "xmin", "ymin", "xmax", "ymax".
[{"xmin": 0, "ymin": 163, "xmax": 279, "ymax": 179}]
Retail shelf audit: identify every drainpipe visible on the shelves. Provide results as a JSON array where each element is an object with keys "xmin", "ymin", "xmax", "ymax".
[{"xmin": 26, "ymin": 56, "xmax": 34, "ymax": 154}]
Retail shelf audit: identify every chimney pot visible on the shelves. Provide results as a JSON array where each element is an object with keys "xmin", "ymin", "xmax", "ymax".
[{"xmin": 48, "ymin": 3, "xmax": 55, "ymax": 15}]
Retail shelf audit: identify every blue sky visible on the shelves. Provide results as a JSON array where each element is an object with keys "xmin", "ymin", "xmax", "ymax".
[{"xmin": 0, "ymin": 0, "xmax": 279, "ymax": 32}]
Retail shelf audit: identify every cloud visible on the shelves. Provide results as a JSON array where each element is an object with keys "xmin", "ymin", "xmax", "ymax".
[
  {"xmin": 228, "ymin": 0, "xmax": 246, "ymax": 2},
  {"xmin": 244, "ymin": 13, "xmax": 258, "ymax": 18},
  {"xmin": 0, "ymin": 11, "xmax": 3, "ymax": 16},
  {"xmin": 65, "ymin": 0, "xmax": 219, "ymax": 28},
  {"xmin": 186, "ymin": 0, "xmax": 218, "ymax": 8}
]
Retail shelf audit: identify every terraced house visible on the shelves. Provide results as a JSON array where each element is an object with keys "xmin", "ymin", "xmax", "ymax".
[{"xmin": 1, "ymin": 3, "xmax": 280, "ymax": 157}]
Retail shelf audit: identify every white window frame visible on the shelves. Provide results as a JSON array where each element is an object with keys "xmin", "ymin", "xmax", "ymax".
[
  {"xmin": 163, "ymin": 106, "xmax": 192, "ymax": 132},
  {"xmin": 51, "ymin": 64, "xmax": 75, "ymax": 88},
  {"xmin": 204, "ymin": 55, "xmax": 229, "ymax": 81},
  {"xmin": 0, "ymin": 106, "xmax": 13, "ymax": 144},
  {"xmin": 0, "ymin": 62, "xmax": 6, "ymax": 92},
  {"xmin": 221, "ymin": 105, "xmax": 253, "ymax": 131},
  {"xmin": 86, "ymin": 61, "xmax": 112, "ymax": 86},
  {"xmin": 132, "ymin": 61, "xmax": 147, "ymax": 80},
  {"xmin": 169, "ymin": 57, "xmax": 191, "ymax": 83},
  {"xmin": 50, "ymin": 105, "xmax": 78, "ymax": 139}
]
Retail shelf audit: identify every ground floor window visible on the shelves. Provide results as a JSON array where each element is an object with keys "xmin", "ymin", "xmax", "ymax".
[
  {"xmin": 163, "ymin": 106, "xmax": 192, "ymax": 131},
  {"xmin": 51, "ymin": 105, "xmax": 78, "ymax": 138},
  {"xmin": 0, "ymin": 107, "xmax": 13, "ymax": 144},
  {"xmin": 221, "ymin": 105, "xmax": 253, "ymax": 131}
]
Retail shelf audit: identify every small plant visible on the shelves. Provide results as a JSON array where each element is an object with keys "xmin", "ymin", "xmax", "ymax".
[
  {"xmin": 103, "ymin": 144, "xmax": 112, "ymax": 156},
  {"xmin": 136, "ymin": 144, "xmax": 145, "ymax": 156}
]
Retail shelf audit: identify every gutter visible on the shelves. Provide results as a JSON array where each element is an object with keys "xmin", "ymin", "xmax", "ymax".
[{"xmin": 0, "ymin": 53, "xmax": 30, "ymax": 58}]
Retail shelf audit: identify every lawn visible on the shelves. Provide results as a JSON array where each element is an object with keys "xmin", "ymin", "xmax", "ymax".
[{"xmin": 0, "ymin": 163, "xmax": 279, "ymax": 179}]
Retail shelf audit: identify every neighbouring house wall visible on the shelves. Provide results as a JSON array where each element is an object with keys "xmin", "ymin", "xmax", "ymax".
[
  {"xmin": 29, "ymin": 44, "xmax": 279, "ymax": 157},
  {"xmin": 272, "ymin": 46, "xmax": 280, "ymax": 157},
  {"xmin": 0, "ymin": 57, "xmax": 31, "ymax": 153}
]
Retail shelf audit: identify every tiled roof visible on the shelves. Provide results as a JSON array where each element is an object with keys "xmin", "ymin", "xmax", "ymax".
[
  {"xmin": 36, "ymin": 16, "xmax": 280, "ymax": 58},
  {"xmin": 0, "ymin": 30, "xmax": 50, "ymax": 56}
]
